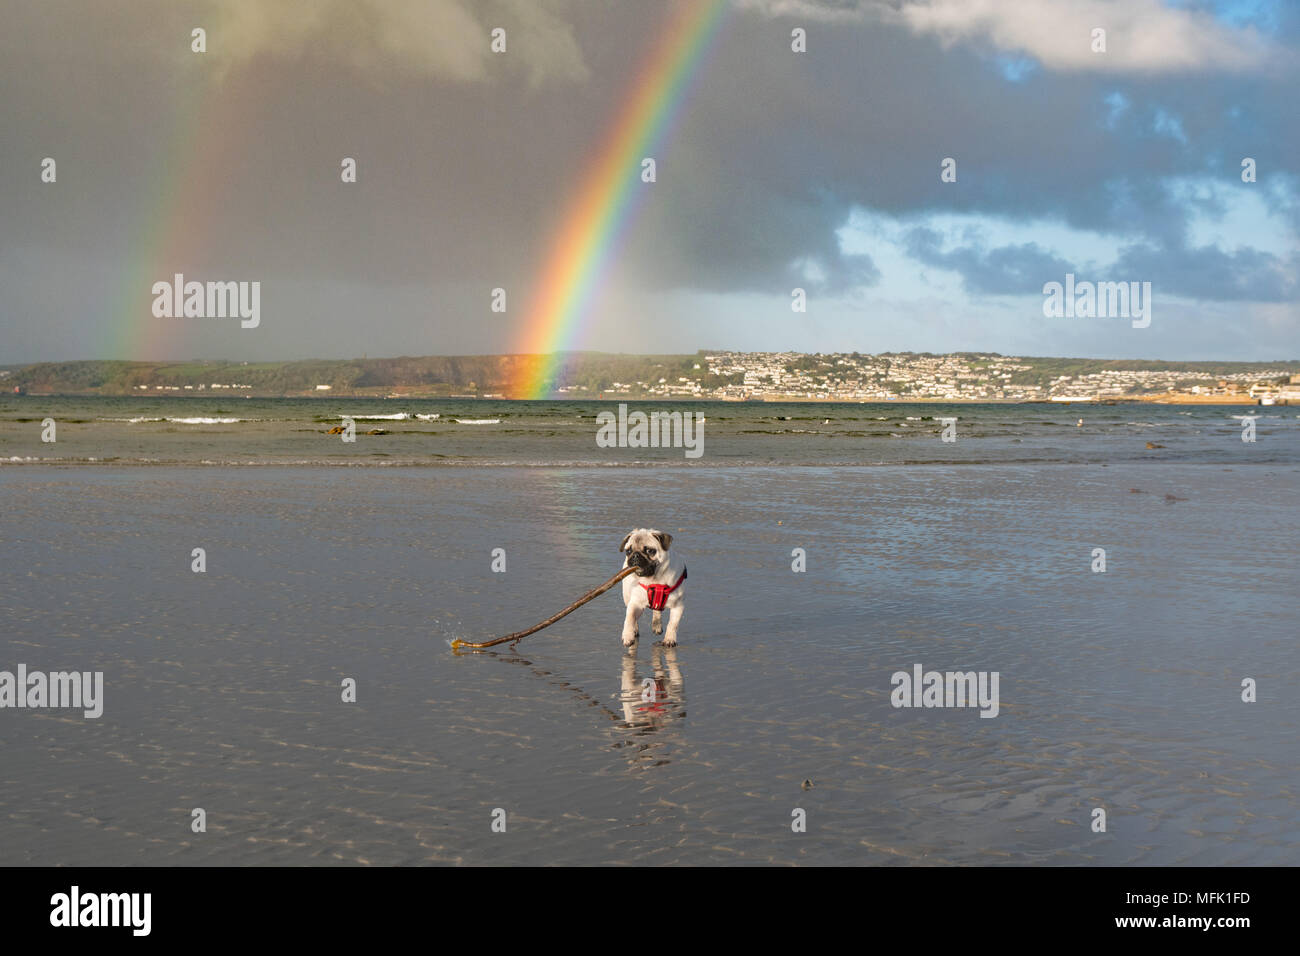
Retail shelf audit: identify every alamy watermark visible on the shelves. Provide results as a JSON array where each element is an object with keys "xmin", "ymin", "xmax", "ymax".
[
  {"xmin": 152, "ymin": 273, "xmax": 260, "ymax": 328},
  {"xmin": 50, "ymin": 886, "xmax": 150, "ymax": 936},
  {"xmin": 891, "ymin": 663, "xmax": 1000, "ymax": 718},
  {"xmin": 596, "ymin": 403, "xmax": 704, "ymax": 459},
  {"xmin": 0, "ymin": 664, "xmax": 103, "ymax": 718},
  {"xmin": 1042, "ymin": 273, "xmax": 1151, "ymax": 328}
]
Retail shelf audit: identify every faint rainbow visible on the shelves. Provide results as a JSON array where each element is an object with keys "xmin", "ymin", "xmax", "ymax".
[
  {"xmin": 107, "ymin": 68, "xmax": 256, "ymax": 360},
  {"xmin": 510, "ymin": 0, "xmax": 728, "ymax": 398}
]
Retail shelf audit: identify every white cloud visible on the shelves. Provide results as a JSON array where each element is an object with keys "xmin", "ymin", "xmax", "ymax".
[
  {"xmin": 907, "ymin": 0, "xmax": 1274, "ymax": 72},
  {"xmin": 740, "ymin": 0, "xmax": 1279, "ymax": 73}
]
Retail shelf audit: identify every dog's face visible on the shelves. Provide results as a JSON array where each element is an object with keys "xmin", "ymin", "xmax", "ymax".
[{"xmin": 620, "ymin": 528, "xmax": 673, "ymax": 577}]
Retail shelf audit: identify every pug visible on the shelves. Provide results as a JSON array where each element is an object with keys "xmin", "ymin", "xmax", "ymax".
[{"xmin": 619, "ymin": 528, "xmax": 687, "ymax": 647}]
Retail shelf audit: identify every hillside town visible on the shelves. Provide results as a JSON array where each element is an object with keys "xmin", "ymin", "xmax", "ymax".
[
  {"xmin": 554, "ymin": 352, "xmax": 1300, "ymax": 404},
  {"xmin": 8, "ymin": 352, "xmax": 1299, "ymax": 403}
]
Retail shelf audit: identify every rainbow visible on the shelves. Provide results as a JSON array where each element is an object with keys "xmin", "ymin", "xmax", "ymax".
[
  {"xmin": 108, "ymin": 67, "xmax": 258, "ymax": 360},
  {"xmin": 510, "ymin": 0, "xmax": 728, "ymax": 398}
]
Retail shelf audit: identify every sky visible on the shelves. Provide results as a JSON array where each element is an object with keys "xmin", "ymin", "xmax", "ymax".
[{"xmin": 0, "ymin": 0, "xmax": 1297, "ymax": 364}]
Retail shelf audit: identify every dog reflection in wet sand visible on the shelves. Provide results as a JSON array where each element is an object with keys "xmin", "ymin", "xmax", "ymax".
[
  {"xmin": 619, "ymin": 645, "xmax": 685, "ymax": 733},
  {"xmin": 619, "ymin": 528, "xmax": 686, "ymax": 647}
]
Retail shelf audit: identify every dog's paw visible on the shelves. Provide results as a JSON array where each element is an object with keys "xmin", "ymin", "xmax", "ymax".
[
  {"xmin": 621, "ymin": 632, "xmax": 638, "ymax": 647},
  {"xmin": 652, "ymin": 622, "xmax": 664, "ymax": 635},
  {"xmin": 660, "ymin": 636, "xmax": 677, "ymax": 647}
]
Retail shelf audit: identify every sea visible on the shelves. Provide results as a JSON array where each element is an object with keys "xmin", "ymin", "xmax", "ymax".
[{"xmin": 1, "ymin": 395, "xmax": 1297, "ymax": 466}]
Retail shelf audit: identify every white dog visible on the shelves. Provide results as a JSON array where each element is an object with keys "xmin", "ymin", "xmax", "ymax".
[{"xmin": 619, "ymin": 528, "xmax": 686, "ymax": 647}]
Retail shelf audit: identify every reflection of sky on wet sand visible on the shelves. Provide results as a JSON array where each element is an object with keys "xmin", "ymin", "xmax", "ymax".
[{"xmin": 1, "ymin": 463, "xmax": 1296, "ymax": 865}]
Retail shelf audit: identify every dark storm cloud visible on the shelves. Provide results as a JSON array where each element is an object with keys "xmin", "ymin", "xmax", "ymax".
[
  {"xmin": 0, "ymin": 0, "xmax": 1296, "ymax": 361},
  {"xmin": 624, "ymin": 2, "xmax": 1299, "ymax": 296},
  {"xmin": 902, "ymin": 227, "xmax": 1077, "ymax": 295},
  {"xmin": 1114, "ymin": 241, "xmax": 1298, "ymax": 301},
  {"xmin": 901, "ymin": 225, "xmax": 1297, "ymax": 303}
]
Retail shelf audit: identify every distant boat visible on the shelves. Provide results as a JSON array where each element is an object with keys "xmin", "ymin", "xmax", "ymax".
[{"xmin": 1258, "ymin": 396, "xmax": 1277, "ymax": 405}]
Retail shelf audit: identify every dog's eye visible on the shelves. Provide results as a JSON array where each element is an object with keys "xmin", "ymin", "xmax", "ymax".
[{"xmin": 646, "ymin": 548, "xmax": 656, "ymax": 556}]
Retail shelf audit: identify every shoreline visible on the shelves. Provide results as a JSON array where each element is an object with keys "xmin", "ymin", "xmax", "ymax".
[
  {"xmin": 3, "ymin": 392, "xmax": 1276, "ymax": 405},
  {"xmin": 4, "ymin": 458, "xmax": 1294, "ymax": 469}
]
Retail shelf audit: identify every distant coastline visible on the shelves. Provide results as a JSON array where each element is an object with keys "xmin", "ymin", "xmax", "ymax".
[{"xmin": 4, "ymin": 350, "xmax": 1298, "ymax": 405}]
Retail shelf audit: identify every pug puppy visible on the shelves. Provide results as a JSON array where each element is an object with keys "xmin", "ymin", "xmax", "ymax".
[{"xmin": 619, "ymin": 528, "xmax": 687, "ymax": 647}]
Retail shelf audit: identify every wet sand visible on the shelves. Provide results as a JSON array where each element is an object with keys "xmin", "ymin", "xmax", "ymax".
[{"xmin": 1, "ymin": 463, "xmax": 1297, "ymax": 864}]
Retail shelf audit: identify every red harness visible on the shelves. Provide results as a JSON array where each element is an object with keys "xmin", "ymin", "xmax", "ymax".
[{"xmin": 640, "ymin": 567, "xmax": 687, "ymax": 611}]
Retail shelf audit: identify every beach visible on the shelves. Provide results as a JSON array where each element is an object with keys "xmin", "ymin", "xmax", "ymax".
[{"xmin": 2, "ymin": 457, "xmax": 1296, "ymax": 865}]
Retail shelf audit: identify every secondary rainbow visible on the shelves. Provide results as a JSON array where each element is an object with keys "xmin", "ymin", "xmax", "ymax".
[
  {"xmin": 109, "ymin": 68, "xmax": 260, "ymax": 360},
  {"xmin": 511, "ymin": 0, "xmax": 728, "ymax": 398}
]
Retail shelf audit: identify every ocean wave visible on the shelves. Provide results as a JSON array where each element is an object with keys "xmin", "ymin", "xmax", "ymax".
[
  {"xmin": 455, "ymin": 418, "xmax": 500, "ymax": 424},
  {"xmin": 101, "ymin": 416, "xmax": 243, "ymax": 424}
]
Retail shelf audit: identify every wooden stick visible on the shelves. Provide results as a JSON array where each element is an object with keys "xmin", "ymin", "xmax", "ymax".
[{"xmin": 451, "ymin": 566, "xmax": 636, "ymax": 650}]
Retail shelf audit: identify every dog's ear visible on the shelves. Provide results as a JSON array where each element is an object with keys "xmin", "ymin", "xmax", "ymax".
[
  {"xmin": 619, "ymin": 532, "xmax": 633, "ymax": 553},
  {"xmin": 653, "ymin": 530, "xmax": 673, "ymax": 551}
]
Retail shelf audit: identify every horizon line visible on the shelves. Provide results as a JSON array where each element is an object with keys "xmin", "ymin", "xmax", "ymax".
[{"xmin": 6, "ymin": 349, "xmax": 1300, "ymax": 368}]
